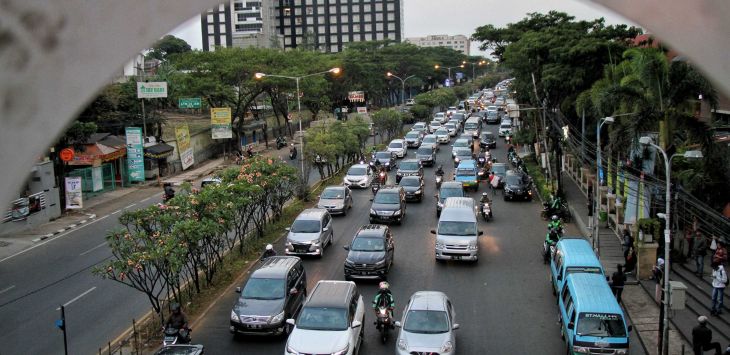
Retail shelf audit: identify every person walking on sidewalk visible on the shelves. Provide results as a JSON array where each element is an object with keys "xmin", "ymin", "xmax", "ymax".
[
  {"xmin": 695, "ymin": 232, "xmax": 709, "ymax": 277},
  {"xmin": 611, "ymin": 264, "xmax": 626, "ymax": 303},
  {"xmin": 624, "ymin": 246, "xmax": 637, "ymax": 274},
  {"xmin": 713, "ymin": 240, "xmax": 728, "ymax": 266},
  {"xmin": 621, "ymin": 228, "xmax": 633, "ymax": 255},
  {"xmin": 692, "ymin": 315, "xmax": 722, "ymax": 355},
  {"xmin": 711, "ymin": 262, "xmax": 727, "ymax": 316}
]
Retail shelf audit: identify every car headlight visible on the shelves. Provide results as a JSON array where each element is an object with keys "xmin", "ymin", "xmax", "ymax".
[
  {"xmin": 415, "ymin": 189, "xmax": 422, "ymax": 194},
  {"xmin": 440, "ymin": 341, "xmax": 454, "ymax": 353},
  {"xmin": 370, "ymin": 208, "xmax": 377, "ymax": 215},
  {"xmin": 393, "ymin": 210, "xmax": 401, "ymax": 216},
  {"xmin": 396, "ymin": 172, "xmax": 402, "ymax": 176},
  {"xmin": 455, "ymin": 158, "xmax": 460, "ymax": 162},
  {"xmin": 230, "ymin": 310, "xmax": 240, "ymax": 322},
  {"xmin": 374, "ymin": 259, "xmax": 386, "ymax": 266},
  {"xmin": 436, "ymin": 241, "xmax": 445, "ymax": 248},
  {"xmin": 397, "ymin": 338, "xmax": 408, "ymax": 350},
  {"xmin": 385, "ymin": 162, "xmax": 390, "ymax": 165},
  {"xmin": 286, "ymin": 343, "xmax": 298, "ymax": 354},
  {"xmin": 269, "ymin": 311, "xmax": 285, "ymax": 324},
  {"xmin": 285, "ymin": 242, "xmax": 293, "ymax": 248},
  {"xmin": 572, "ymin": 346, "xmax": 591, "ymax": 354},
  {"xmin": 468, "ymin": 244, "xmax": 478, "ymax": 251},
  {"xmin": 616, "ymin": 350, "xmax": 628, "ymax": 355},
  {"xmin": 331, "ymin": 344, "xmax": 349, "ymax": 355},
  {"xmin": 311, "ymin": 240, "xmax": 321, "ymax": 246},
  {"xmin": 344, "ymin": 258, "xmax": 355, "ymax": 266}
]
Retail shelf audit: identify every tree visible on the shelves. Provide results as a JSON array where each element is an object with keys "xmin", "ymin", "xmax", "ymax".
[
  {"xmin": 371, "ymin": 109, "xmax": 404, "ymax": 142},
  {"xmin": 148, "ymin": 35, "xmax": 192, "ymax": 62}
]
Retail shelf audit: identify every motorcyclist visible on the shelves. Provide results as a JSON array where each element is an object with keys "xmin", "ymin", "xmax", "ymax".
[
  {"xmin": 372, "ymin": 281, "xmax": 395, "ymax": 324},
  {"xmin": 261, "ymin": 244, "xmax": 276, "ymax": 260},
  {"xmin": 435, "ymin": 165, "xmax": 445, "ymax": 177},
  {"xmin": 550, "ymin": 195, "xmax": 563, "ymax": 211},
  {"xmin": 479, "ymin": 192, "xmax": 492, "ymax": 216},
  {"xmin": 165, "ymin": 303, "xmax": 190, "ymax": 343},
  {"xmin": 377, "ymin": 165, "xmax": 388, "ymax": 185},
  {"xmin": 163, "ymin": 183, "xmax": 175, "ymax": 200},
  {"xmin": 546, "ymin": 215, "xmax": 564, "ymax": 244}
]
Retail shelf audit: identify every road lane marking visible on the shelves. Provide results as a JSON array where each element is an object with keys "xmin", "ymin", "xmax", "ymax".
[
  {"xmin": 79, "ymin": 242, "xmax": 107, "ymax": 256},
  {"xmin": 56, "ymin": 287, "xmax": 96, "ymax": 310},
  {"xmin": 125, "ymin": 203, "xmax": 136, "ymax": 209},
  {"xmin": 0, "ymin": 285, "xmax": 15, "ymax": 294},
  {"xmin": 111, "ymin": 209, "xmax": 122, "ymax": 215},
  {"xmin": 141, "ymin": 197, "xmax": 151, "ymax": 202}
]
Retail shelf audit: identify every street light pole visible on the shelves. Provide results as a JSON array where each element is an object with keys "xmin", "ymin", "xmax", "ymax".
[
  {"xmin": 594, "ymin": 116, "xmax": 614, "ymax": 256},
  {"xmin": 639, "ymin": 136, "xmax": 703, "ymax": 355},
  {"xmin": 386, "ymin": 72, "xmax": 416, "ymax": 106},
  {"xmin": 434, "ymin": 64, "xmax": 464, "ymax": 83}
]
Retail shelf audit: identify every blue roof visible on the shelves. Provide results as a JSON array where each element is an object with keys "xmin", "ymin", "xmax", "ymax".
[
  {"xmin": 457, "ymin": 160, "xmax": 476, "ymax": 169},
  {"xmin": 566, "ymin": 273, "xmax": 622, "ymax": 314},
  {"xmin": 556, "ymin": 238, "xmax": 603, "ymax": 270}
]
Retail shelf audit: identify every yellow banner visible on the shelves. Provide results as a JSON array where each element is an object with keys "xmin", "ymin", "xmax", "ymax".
[
  {"xmin": 175, "ymin": 124, "xmax": 194, "ymax": 170},
  {"xmin": 211, "ymin": 107, "xmax": 232, "ymax": 139}
]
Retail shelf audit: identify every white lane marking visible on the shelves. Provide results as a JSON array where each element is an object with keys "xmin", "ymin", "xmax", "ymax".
[
  {"xmin": 125, "ymin": 203, "xmax": 136, "ymax": 209},
  {"xmin": 111, "ymin": 209, "xmax": 122, "ymax": 215},
  {"xmin": 0, "ymin": 285, "xmax": 16, "ymax": 294},
  {"xmin": 141, "ymin": 197, "xmax": 151, "ymax": 203},
  {"xmin": 79, "ymin": 242, "xmax": 107, "ymax": 256},
  {"xmin": 56, "ymin": 287, "xmax": 96, "ymax": 310}
]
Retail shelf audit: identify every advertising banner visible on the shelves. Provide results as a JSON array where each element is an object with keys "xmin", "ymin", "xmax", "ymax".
[
  {"xmin": 175, "ymin": 124, "xmax": 194, "ymax": 170},
  {"xmin": 92, "ymin": 166, "xmax": 103, "ymax": 192},
  {"xmin": 348, "ymin": 91, "xmax": 365, "ymax": 102},
  {"xmin": 125, "ymin": 127, "xmax": 145, "ymax": 182},
  {"xmin": 210, "ymin": 107, "xmax": 233, "ymax": 139},
  {"xmin": 136, "ymin": 82, "xmax": 168, "ymax": 98},
  {"xmin": 65, "ymin": 177, "xmax": 83, "ymax": 209}
]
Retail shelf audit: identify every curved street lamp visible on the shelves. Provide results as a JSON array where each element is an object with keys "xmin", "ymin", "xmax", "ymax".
[
  {"xmin": 386, "ymin": 72, "xmax": 417, "ymax": 106},
  {"xmin": 434, "ymin": 64, "xmax": 464, "ymax": 81}
]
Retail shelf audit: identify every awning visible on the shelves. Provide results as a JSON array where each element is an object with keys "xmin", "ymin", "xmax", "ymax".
[
  {"xmin": 144, "ymin": 143, "xmax": 174, "ymax": 159},
  {"xmin": 67, "ymin": 142, "xmax": 127, "ymax": 166}
]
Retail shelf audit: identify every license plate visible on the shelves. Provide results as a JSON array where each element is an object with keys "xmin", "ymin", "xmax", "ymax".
[
  {"xmin": 452, "ymin": 256, "xmax": 462, "ymax": 260},
  {"xmin": 247, "ymin": 324, "xmax": 262, "ymax": 329}
]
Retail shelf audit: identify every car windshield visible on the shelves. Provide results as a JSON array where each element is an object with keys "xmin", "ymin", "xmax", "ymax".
[
  {"xmin": 376, "ymin": 152, "xmax": 392, "ymax": 159},
  {"xmin": 374, "ymin": 192, "xmax": 400, "ymax": 204},
  {"xmin": 453, "ymin": 113, "xmax": 465, "ymax": 120},
  {"xmin": 417, "ymin": 147, "xmax": 432, "ymax": 155},
  {"xmin": 290, "ymin": 219, "xmax": 320, "ymax": 233},
  {"xmin": 296, "ymin": 307, "xmax": 349, "ymax": 331},
  {"xmin": 491, "ymin": 165, "xmax": 507, "ymax": 175},
  {"xmin": 400, "ymin": 162, "xmax": 419, "ymax": 170},
  {"xmin": 576, "ymin": 313, "xmax": 627, "ymax": 337},
  {"xmin": 435, "ymin": 129, "xmax": 448, "ymax": 135},
  {"xmin": 482, "ymin": 133, "xmax": 494, "ymax": 140},
  {"xmin": 504, "ymin": 175, "xmax": 523, "ymax": 185},
  {"xmin": 347, "ymin": 167, "xmax": 367, "ymax": 176},
  {"xmin": 389, "ymin": 142, "xmax": 403, "ymax": 149},
  {"xmin": 403, "ymin": 310, "xmax": 450, "ymax": 334},
  {"xmin": 414, "ymin": 123, "xmax": 426, "ymax": 129},
  {"xmin": 400, "ymin": 178, "xmax": 421, "ymax": 187},
  {"xmin": 456, "ymin": 151, "xmax": 472, "ymax": 158},
  {"xmin": 500, "ymin": 123, "xmax": 511, "ymax": 129},
  {"xmin": 321, "ymin": 188, "xmax": 344, "ymax": 199},
  {"xmin": 430, "ymin": 121, "xmax": 440, "ymax": 126},
  {"xmin": 440, "ymin": 188, "xmax": 463, "ymax": 200},
  {"xmin": 241, "ymin": 278, "xmax": 285, "ymax": 300},
  {"xmin": 406, "ymin": 132, "xmax": 419, "ymax": 139},
  {"xmin": 438, "ymin": 221, "xmax": 477, "ymax": 236},
  {"xmin": 456, "ymin": 168, "xmax": 476, "ymax": 176},
  {"xmin": 351, "ymin": 236, "xmax": 385, "ymax": 252},
  {"xmin": 454, "ymin": 140, "xmax": 468, "ymax": 147},
  {"xmin": 423, "ymin": 137, "xmax": 437, "ymax": 143}
]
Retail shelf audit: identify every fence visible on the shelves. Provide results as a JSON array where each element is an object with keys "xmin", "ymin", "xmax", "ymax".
[{"xmin": 66, "ymin": 163, "xmax": 118, "ymax": 200}]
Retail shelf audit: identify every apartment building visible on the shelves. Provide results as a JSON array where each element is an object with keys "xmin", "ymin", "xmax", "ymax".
[{"xmin": 405, "ymin": 34, "xmax": 470, "ymax": 56}]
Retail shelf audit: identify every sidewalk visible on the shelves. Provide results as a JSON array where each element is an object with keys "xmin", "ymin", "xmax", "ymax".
[{"xmin": 561, "ymin": 172, "xmax": 691, "ymax": 355}]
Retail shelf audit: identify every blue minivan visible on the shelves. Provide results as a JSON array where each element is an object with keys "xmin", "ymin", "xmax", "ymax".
[
  {"xmin": 550, "ymin": 238, "xmax": 604, "ymax": 296},
  {"xmin": 558, "ymin": 273, "xmax": 632, "ymax": 354},
  {"xmin": 454, "ymin": 160, "xmax": 479, "ymax": 191}
]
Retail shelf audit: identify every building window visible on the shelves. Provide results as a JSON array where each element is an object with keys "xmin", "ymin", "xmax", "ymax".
[
  {"xmin": 319, "ymin": 25, "xmax": 325, "ymax": 33},
  {"xmin": 365, "ymin": 24, "xmax": 372, "ymax": 31},
  {"xmin": 376, "ymin": 32, "xmax": 384, "ymax": 40},
  {"xmin": 307, "ymin": 8, "xmax": 313, "ymax": 15},
  {"xmin": 330, "ymin": 15, "xmax": 337, "ymax": 23},
  {"xmin": 330, "ymin": 35, "xmax": 337, "ymax": 42},
  {"xmin": 330, "ymin": 45, "xmax": 337, "ymax": 52},
  {"xmin": 376, "ymin": 23, "xmax": 383, "ymax": 31},
  {"xmin": 318, "ymin": 16, "xmax": 325, "ymax": 23},
  {"xmin": 319, "ymin": 35, "xmax": 326, "ymax": 43},
  {"xmin": 388, "ymin": 23, "xmax": 394, "ymax": 31},
  {"xmin": 340, "ymin": 5, "xmax": 348, "ymax": 13},
  {"xmin": 329, "ymin": 5, "xmax": 336, "ymax": 13},
  {"xmin": 296, "ymin": 17, "xmax": 302, "ymax": 24},
  {"xmin": 387, "ymin": 13, "xmax": 395, "ymax": 21},
  {"xmin": 375, "ymin": 3, "xmax": 383, "ymax": 11},
  {"xmin": 234, "ymin": 1, "xmax": 244, "ymax": 11},
  {"xmin": 353, "ymin": 24, "xmax": 360, "ymax": 31},
  {"xmin": 387, "ymin": 3, "xmax": 394, "ymax": 11},
  {"xmin": 375, "ymin": 13, "xmax": 383, "ymax": 21},
  {"xmin": 219, "ymin": 24, "xmax": 226, "ymax": 32},
  {"xmin": 341, "ymin": 15, "xmax": 347, "ymax": 22},
  {"xmin": 330, "ymin": 25, "xmax": 337, "ymax": 33},
  {"xmin": 353, "ymin": 14, "xmax": 360, "ymax": 22},
  {"xmin": 284, "ymin": 8, "xmax": 291, "ymax": 16},
  {"xmin": 341, "ymin": 24, "xmax": 348, "ymax": 32}
]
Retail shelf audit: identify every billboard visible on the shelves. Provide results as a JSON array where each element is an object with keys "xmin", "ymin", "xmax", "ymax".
[
  {"xmin": 211, "ymin": 107, "xmax": 233, "ymax": 139},
  {"xmin": 175, "ymin": 124, "xmax": 195, "ymax": 170}
]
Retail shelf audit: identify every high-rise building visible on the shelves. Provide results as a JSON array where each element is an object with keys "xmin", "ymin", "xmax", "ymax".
[
  {"xmin": 405, "ymin": 34, "xmax": 470, "ymax": 56},
  {"xmin": 202, "ymin": 0, "xmax": 404, "ymax": 52}
]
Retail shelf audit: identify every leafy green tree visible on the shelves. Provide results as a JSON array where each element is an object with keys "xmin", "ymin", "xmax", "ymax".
[
  {"xmin": 409, "ymin": 104, "xmax": 430, "ymax": 119},
  {"xmin": 371, "ymin": 108, "xmax": 404, "ymax": 142},
  {"xmin": 148, "ymin": 35, "xmax": 192, "ymax": 62}
]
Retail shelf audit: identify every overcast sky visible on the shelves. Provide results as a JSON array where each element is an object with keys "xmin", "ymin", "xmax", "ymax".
[{"xmin": 169, "ymin": 0, "xmax": 638, "ymax": 57}]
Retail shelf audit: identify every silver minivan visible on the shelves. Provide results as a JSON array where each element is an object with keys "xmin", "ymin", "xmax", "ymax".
[
  {"xmin": 431, "ymin": 197, "xmax": 482, "ymax": 262},
  {"xmin": 285, "ymin": 209, "xmax": 334, "ymax": 258}
]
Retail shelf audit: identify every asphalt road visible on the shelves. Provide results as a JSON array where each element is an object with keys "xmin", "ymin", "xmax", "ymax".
[{"xmin": 192, "ymin": 126, "xmax": 586, "ymax": 354}]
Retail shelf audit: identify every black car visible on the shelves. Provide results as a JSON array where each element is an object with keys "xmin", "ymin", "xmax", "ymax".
[
  {"xmin": 398, "ymin": 175, "xmax": 425, "ymax": 202},
  {"xmin": 415, "ymin": 145, "xmax": 436, "ymax": 166},
  {"xmin": 395, "ymin": 159, "xmax": 423, "ymax": 183},
  {"xmin": 369, "ymin": 186, "xmax": 406, "ymax": 224},
  {"xmin": 154, "ymin": 345, "xmax": 205, "ymax": 355},
  {"xmin": 503, "ymin": 170, "xmax": 533, "ymax": 201},
  {"xmin": 230, "ymin": 256, "xmax": 306, "ymax": 337},
  {"xmin": 373, "ymin": 151, "xmax": 397, "ymax": 171},
  {"xmin": 485, "ymin": 110, "xmax": 500, "ymax": 124},
  {"xmin": 480, "ymin": 131, "xmax": 497, "ymax": 149},
  {"xmin": 343, "ymin": 225, "xmax": 395, "ymax": 280}
]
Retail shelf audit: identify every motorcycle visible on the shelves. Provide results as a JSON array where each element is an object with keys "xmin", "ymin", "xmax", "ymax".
[
  {"xmin": 371, "ymin": 181, "xmax": 381, "ymax": 195},
  {"xmin": 477, "ymin": 155, "xmax": 487, "ymax": 167},
  {"xmin": 480, "ymin": 202, "xmax": 492, "ymax": 221},
  {"xmin": 435, "ymin": 175, "xmax": 443, "ymax": 189},
  {"xmin": 541, "ymin": 202, "xmax": 571, "ymax": 223},
  {"xmin": 375, "ymin": 306, "xmax": 393, "ymax": 343},
  {"xmin": 162, "ymin": 326, "xmax": 191, "ymax": 346},
  {"xmin": 542, "ymin": 227, "xmax": 563, "ymax": 264},
  {"xmin": 276, "ymin": 137, "xmax": 288, "ymax": 149}
]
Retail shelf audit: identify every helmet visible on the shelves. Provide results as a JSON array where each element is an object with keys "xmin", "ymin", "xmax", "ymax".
[
  {"xmin": 379, "ymin": 281, "xmax": 390, "ymax": 291},
  {"xmin": 438, "ymin": 165, "xmax": 443, "ymax": 170},
  {"xmin": 265, "ymin": 244, "xmax": 273, "ymax": 251},
  {"xmin": 551, "ymin": 215, "xmax": 559, "ymax": 222},
  {"xmin": 482, "ymin": 192, "xmax": 488, "ymax": 197},
  {"xmin": 171, "ymin": 303, "xmax": 181, "ymax": 312}
]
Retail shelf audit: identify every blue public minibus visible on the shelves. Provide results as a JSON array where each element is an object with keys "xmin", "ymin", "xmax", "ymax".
[
  {"xmin": 550, "ymin": 238, "xmax": 604, "ymax": 296},
  {"xmin": 558, "ymin": 273, "xmax": 632, "ymax": 354}
]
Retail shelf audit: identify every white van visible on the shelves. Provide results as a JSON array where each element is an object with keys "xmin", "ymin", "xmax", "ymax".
[{"xmin": 431, "ymin": 197, "xmax": 482, "ymax": 262}]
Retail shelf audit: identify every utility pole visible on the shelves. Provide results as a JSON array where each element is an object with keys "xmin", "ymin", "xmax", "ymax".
[{"xmin": 531, "ymin": 72, "xmax": 553, "ymax": 189}]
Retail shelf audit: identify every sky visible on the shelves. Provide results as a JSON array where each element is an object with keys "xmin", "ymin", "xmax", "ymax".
[{"xmin": 169, "ymin": 0, "xmax": 638, "ymax": 58}]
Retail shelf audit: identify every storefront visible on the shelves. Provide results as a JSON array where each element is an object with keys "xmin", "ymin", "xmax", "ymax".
[{"xmin": 144, "ymin": 143, "xmax": 175, "ymax": 179}]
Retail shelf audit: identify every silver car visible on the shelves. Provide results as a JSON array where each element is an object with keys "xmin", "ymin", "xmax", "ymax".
[
  {"xmin": 395, "ymin": 291, "xmax": 458, "ymax": 355},
  {"xmin": 434, "ymin": 128, "xmax": 450, "ymax": 144},
  {"xmin": 285, "ymin": 209, "xmax": 334, "ymax": 257},
  {"xmin": 317, "ymin": 186, "xmax": 353, "ymax": 215},
  {"xmin": 343, "ymin": 164, "xmax": 373, "ymax": 188}
]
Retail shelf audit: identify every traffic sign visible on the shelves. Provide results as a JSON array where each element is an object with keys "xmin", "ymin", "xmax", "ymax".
[
  {"xmin": 136, "ymin": 82, "xmax": 168, "ymax": 98},
  {"xmin": 179, "ymin": 98, "xmax": 201, "ymax": 109},
  {"xmin": 59, "ymin": 148, "xmax": 74, "ymax": 162}
]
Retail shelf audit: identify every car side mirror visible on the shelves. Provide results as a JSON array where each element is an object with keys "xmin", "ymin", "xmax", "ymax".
[
  {"xmin": 285, "ymin": 227, "xmax": 291, "ymax": 231},
  {"xmin": 352, "ymin": 320, "xmax": 362, "ymax": 328},
  {"xmin": 568, "ymin": 322, "xmax": 574, "ymax": 330},
  {"xmin": 343, "ymin": 245, "xmax": 350, "ymax": 250},
  {"xmin": 235, "ymin": 287, "xmax": 242, "ymax": 293},
  {"xmin": 289, "ymin": 288, "xmax": 299, "ymax": 295},
  {"xmin": 286, "ymin": 319, "xmax": 295, "ymax": 326},
  {"xmin": 430, "ymin": 229, "xmax": 436, "ymax": 234},
  {"xmin": 557, "ymin": 275, "xmax": 562, "ymax": 281},
  {"xmin": 627, "ymin": 325, "xmax": 633, "ymax": 332},
  {"xmin": 453, "ymin": 323, "xmax": 460, "ymax": 330},
  {"xmin": 394, "ymin": 321, "xmax": 402, "ymax": 328},
  {"xmin": 478, "ymin": 231, "xmax": 484, "ymax": 236},
  {"xmin": 369, "ymin": 198, "xmax": 374, "ymax": 201},
  {"xmin": 606, "ymin": 276, "xmax": 610, "ymax": 282},
  {"xmin": 323, "ymin": 227, "xmax": 329, "ymax": 232}
]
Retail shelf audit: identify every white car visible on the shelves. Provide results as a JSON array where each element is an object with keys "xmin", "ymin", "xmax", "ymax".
[
  {"xmin": 433, "ymin": 112, "xmax": 446, "ymax": 124},
  {"xmin": 428, "ymin": 121, "xmax": 442, "ymax": 134},
  {"xmin": 395, "ymin": 291, "xmax": 458, "ymax": 355},
  {"xmin": 446, "ymin": 107, "xmax": 457, "ymax": 117},
  {"xmin": 412, "ymin": 122, "xmax": 427, "ymax": 135},
  {"xmin": 343, "ymin": 164, "xmax": 373, "ymax": 188},
  {"xmin": 499, "ymin": 121, "xmax": 513, "ymax": 137},
  {"xmin": 486, "ymin": 105, "xmax": 498, "ymax": 113},
  {"xmin": 434, "ymin": 128, "xmax": 450, "ymax": 144},
  {"xmin": 388, "ymin": 139, "xmax": 407, "ymax": 158},
  {"xmin": 443, "ymin": 122, "xmax": 457, "ymax": 136},
  {"xmin": 286, "ymin": 281, "xmax": 365, "ymax": 355}
]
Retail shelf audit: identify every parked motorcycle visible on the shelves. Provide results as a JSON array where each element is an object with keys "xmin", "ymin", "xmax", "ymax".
[
  {"xmin": 480, "ymin": 202, "xmax": 492, "ymax": 222},
  {"xmin": 162, "ymin": 183, "xmax": 175, "ymax": 202},
  {"xmin": 162, "ymin": 326, "xmax": 191, "ymax": 346},
  {"xmin": 541, "ymin": 202, "xmax": 571, "ymax": 223},
  {"xmin": 375, "ymin": 306, "xmax": 393, "ymax": 343}
]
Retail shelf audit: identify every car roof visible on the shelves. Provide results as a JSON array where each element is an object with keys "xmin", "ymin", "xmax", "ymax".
[
  {"xmin": 566, "ymin": 273, "xmax": 623, "ymax": 315},
  {"xmin": 390, "ymin": 139, "xmax": 404, "ymax": 143},
  {"xmin": 349, "ymin": 164, "xmax": 369, "ymax": 169},
  {"xmin": 355, "ymin": 224, "xmax": 388, "ymax": 237},
  {"xmin": 407, "ymin": 291, "xmax": 448, "ymax": 311},
  {"xmin": 296, "ymin": 208, "xmax": 328, "ymax": 220},
  {"xmin": 454, "ymin": 147, "xmax": 471, "ymax": 153},
  {"xmin": 457, "ymin": 161, "xmax": 476, "ymax": 168},
  {"xmin": 441, "ymin": 181, "xmax": 463, "ymax": 189},
  {"xmin": 455, "ymin": 138, "xmax": 469, "ymax": 143},
  {"xmin": 323, "ymin": 185, "xmax": 346, "ymax": 192},
  {"xmin": 251, "ymin": 256, "xmax": 301, "ymax": 278},
  {"xmin": 465, "ymin": 117, "xmax": 480, "ymax": 122},
  {"xmin": 306, "ymin": 281, "xmax": 356, "ymax": 308},
  {"xmin": 556, "ymin": 239, "xmax": 603, "ymax": 269},
  {"xmin": 378, "ymin": 186, "xmax": 402, "ymax": 193}
]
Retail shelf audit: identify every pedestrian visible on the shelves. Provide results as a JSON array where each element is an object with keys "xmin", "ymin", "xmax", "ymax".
[
  {"xmin": 711, "ymin": 262, "xmax": 727, "ymax": 316},
  {"xmin": 693, "ymin": 315, "xmax": 722, "ymax": 355},
  {"xmin": 686, "ymin": 228, "xmax": 696, "ymax": 259},
  {"xmin": 490, "ymin": 173, "xmax": 501, "ymax": 196},
  {"xmin": 653, "ymin": 258, "xmax": 665, "ymax": 303},
  {"xmin": 624, "ymin": 246, "xmax": 637, "ymax": 274},
  {"xmin": 695, "ymin": 231, "xmax": 709, "ymax": 277},
  {"xmin": 621, "ymin": 228, "xmax": 634, "ymax": 255},
  {"xmin": 713, "ymin": 240, "xmax": 727, "ymax": 266},
  {"xmin": 611, "ymin": 264, "xmax": 626, "ymax": 303}
]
